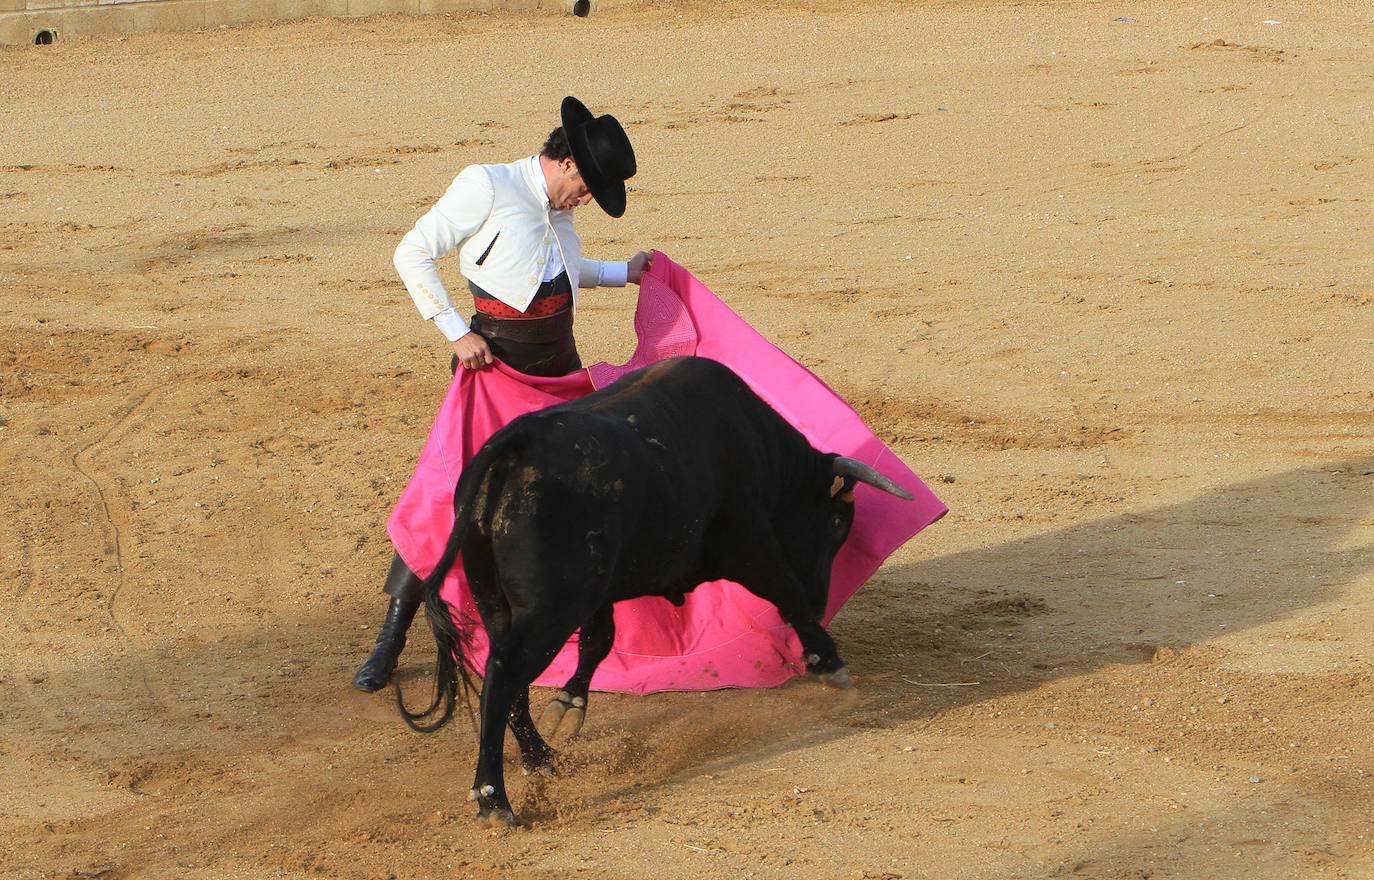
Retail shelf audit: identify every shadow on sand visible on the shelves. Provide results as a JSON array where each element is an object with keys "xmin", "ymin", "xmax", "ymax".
[{"xmin": 568, "ymin": 456, "xmax": 1374, "ymax": 787}]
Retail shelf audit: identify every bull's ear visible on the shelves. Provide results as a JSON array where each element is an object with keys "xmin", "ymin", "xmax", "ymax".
[
  {"xmin": 830, "ymin": 475, "xmax": 845, "ymax": 497},
  {"xmin": 830, "ymin": 475, "xmax": 857, "ymax": 503}
]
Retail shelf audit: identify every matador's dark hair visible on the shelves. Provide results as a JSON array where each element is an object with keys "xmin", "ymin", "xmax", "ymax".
[{"xmin": 540, "ymin": 127, "xmax": 573, "ymax": 162}]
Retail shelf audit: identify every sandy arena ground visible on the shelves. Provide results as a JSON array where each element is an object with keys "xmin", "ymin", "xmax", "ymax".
[{"xmin": 2, "ymin": 1, "xmax": 1372, "ymax": 877}]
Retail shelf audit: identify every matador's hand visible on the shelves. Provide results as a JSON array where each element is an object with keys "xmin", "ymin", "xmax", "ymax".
[
  {"xmin": 627, "ymin": 251, "xmax": 653, "ymax": 285},
  {"xmin": 452, "ymin": 332, "xmax": 493, "ymax": 371}
]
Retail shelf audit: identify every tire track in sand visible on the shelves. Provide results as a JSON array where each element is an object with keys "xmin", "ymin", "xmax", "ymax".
[{"xmin": 70, "ymin": 384, "xmax": 164, "ymax": 702}]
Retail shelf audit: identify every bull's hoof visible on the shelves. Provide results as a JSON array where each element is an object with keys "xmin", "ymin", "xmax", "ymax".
[
  {"xmin": 478, "ymin": 807, "xmax": 519, "ymax": 828},
  {"xmin": 522, "ymin": 759, "xmax": 560, "ymax": 778},
  {"xmin": 819, "ymin": 666, "xmax": 853, "ymax": 689},
  {"xmin": 537, "ymin": 690, "xmax": 587, "ymax": 741},
  {"xmin": 470, "ymin": 785, "xmax": 519, "ymax": 827},
  {"xmin": 521, "ymin": 747, "xmax": 562, "ymax": 778}
]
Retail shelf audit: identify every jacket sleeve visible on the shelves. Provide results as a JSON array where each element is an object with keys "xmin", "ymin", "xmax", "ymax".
[{"xmin": 394, "ymin": 165, "xmax": 495, "ymax": 330}]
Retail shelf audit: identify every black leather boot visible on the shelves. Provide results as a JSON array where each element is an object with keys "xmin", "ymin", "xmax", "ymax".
[{"xmin": 353, "ymin": 568, "xmax": 423, "ymax": 692}]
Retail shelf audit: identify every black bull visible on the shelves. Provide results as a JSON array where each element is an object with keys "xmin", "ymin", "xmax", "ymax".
[{"xmin": 396, "ymin": 356, "xmax": 913, "ymax": 826}]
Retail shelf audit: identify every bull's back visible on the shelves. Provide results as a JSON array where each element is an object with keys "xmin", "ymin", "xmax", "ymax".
[
  {"xmin": 575, "ymin": 357, "xmax": 784, "ymax": 445},
  {"xmin": 473, "ymin": 358, "xmax": 790, "ymax": 595}
]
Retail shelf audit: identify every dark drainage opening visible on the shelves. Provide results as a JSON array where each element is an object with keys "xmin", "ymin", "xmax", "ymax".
[
  {"xmin": 34, "ymin": 28, "xmax": 57, "ymax": 44},
  {"xmin": 572, "ymin": 0, "xmax": 590, "ymax": 16}
]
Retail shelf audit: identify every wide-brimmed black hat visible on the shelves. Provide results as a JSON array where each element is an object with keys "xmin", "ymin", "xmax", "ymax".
[{"xmin": 561, "ymin": 96, "xmax": 636, "ymax": 218}]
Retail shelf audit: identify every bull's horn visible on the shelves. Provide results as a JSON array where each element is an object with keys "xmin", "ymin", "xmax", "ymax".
[{"xmin": 832, "ymin": 457, "xmax": 915, "ymax": 500}]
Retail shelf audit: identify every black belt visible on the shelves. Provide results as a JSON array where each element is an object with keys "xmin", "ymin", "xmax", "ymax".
[{"xmin": 469, "ymin": 309, "xmax": 574, "ymax": 344}]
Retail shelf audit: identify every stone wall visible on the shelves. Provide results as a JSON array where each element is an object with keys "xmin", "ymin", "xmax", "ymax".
[{"xmin": 2, "ymin": 0, "xmax": 586, "ymax": 46}]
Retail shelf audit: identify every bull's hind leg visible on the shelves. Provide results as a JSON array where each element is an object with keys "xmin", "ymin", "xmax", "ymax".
[
  {"xmin": 508, "ymin": 687, "xmax": 558, "ymax": 775},
  {"xmin": 471, "ymin": 613, "xmax": 583, "ymax": 826},
  {"xmin": 538, "ymin": 603, "xmax": 615, "ymax": 742}
]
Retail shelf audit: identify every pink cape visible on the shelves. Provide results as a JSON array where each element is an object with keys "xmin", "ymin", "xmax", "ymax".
[{"xmin": 386, "ymin": 252, "xmax": 947, "ymax": 693}]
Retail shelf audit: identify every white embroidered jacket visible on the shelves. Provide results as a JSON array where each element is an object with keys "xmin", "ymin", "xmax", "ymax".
[{"xmin": 393, "ymin": 156, "xmax": 628, "ymax": 341}]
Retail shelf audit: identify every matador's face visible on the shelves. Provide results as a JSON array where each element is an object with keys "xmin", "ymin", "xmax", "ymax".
[{"xmin": 547, "ymin": 157, "xmax": 594, "ymax": 211}]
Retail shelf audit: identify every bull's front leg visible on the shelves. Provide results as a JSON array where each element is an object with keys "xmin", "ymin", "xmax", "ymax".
[
  {"xmin": 757, "ymin": 571, "xmax": 853, "ymax": 689},
  {"xmin": 789, "ymin": 618, "xmax": 853, "ymax": 689},
  {"xmin": 757, "ymin": 584, "xmax": 853, "ymax": 688},
  {"xmin": 726, "ymin": 522, "xmax": 853, "ymax": 689}
]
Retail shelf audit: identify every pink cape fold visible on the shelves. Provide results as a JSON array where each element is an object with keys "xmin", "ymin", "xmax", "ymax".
[{"xmin": 386, "ymin": 252, "xmax": 947, "ymax": 694}]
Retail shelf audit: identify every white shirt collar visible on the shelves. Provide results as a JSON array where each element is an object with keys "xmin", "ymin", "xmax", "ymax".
[
  {"xmin": 528, "ymin": 154, "xmax": 551, "ymax": 209},
  {"xmin": 526, "ymin": 155, "xmax": 567, "ymax": 281}
]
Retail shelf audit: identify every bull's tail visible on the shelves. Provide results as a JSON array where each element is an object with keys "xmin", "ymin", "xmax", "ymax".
[
  {"xmin": 393, "ymin": 556, "xmax": 474, "ymax": 734},
  {"xmin": 393, "ymin": 442, "xmax": 509, "ymax": 734}
]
